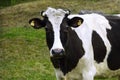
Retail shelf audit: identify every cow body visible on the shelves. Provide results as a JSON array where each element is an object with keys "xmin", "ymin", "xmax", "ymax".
[
  {"xmin": 29, "ymin": 7, "xmax": 120, "ymax": 80},
  {"xmin": 65, "ymin": 14, "xmax": 120, "ymax": 79}
]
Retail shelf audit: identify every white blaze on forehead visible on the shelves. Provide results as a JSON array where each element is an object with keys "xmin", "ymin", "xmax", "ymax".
[
  {"xmin": 42, "ymin": 7, "xmax": 69, "ymax": 17},
  {"xmin": 43, "ymin": 7, "xmax": 68, "ymax": 56}
]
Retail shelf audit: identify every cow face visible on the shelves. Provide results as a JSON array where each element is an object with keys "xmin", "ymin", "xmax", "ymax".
[{"xmin": 29, "ymin": 7, "xmax": 83, "ymax": 59}]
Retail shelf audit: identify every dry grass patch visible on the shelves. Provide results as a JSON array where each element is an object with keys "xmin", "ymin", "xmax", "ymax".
[{"xmin": 0, "ymin": 0, "xmax": 120, "ymax": 27}]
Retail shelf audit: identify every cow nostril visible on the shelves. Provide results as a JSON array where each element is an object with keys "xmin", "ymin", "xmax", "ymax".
[
  {"xmin": 52, "ymin": 49, "xmax": 64, "ymax": 54},
  {"xmin": 52, "ymin": 49, "xmax": 64, "ymax": 57}
]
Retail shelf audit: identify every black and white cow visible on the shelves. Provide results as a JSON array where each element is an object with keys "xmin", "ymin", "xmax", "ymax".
[{"xmin": 29, "ymin": 7, "xmax": 120, "ymax": 80}]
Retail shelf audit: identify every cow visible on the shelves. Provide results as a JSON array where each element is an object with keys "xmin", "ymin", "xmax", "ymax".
[{"xmin": 29, "ymin": 7, "xmax": 120, "ymax": 80}]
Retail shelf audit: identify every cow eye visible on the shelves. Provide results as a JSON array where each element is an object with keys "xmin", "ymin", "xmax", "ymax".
[
  {"xmin": 61, "ymin": 27, "xmax": 69, "ymax": 33},
  {"xmin": 63, "ymin": 29, "xmax": 68, "ymax": 33},
  {"xmin": 60, "ymin": 29, "xmax": 68, "ymax": 35}
]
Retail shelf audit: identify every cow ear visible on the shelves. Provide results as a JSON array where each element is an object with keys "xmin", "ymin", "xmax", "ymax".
[
  {"xmin": 29, "ymin": 18, "xmax": 46, "ymax": 29},
  {"xmin": 68, "ymin": 17, "xmax": 83, "ymax": 28}
]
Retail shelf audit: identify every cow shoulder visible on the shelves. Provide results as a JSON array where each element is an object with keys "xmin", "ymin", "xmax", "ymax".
[{"xmin": 105, "ymin": 15, "xmax": 120, "ymax": 70}]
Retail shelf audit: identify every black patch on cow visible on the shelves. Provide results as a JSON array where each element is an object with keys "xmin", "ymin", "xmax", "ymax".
[
  {"xmin": 60, "ymin": 17, "xmax": 69, "ymax": 47},
  {"xmin": 45, "ymin": 20, "xmax": 54, "ymax": 50},
  {"xmin": 106, "ymin": 16, "xmax": 120, "ymax": 70},
  {"xmin": 51, "ymin": 27, "xmax": 85, "ymax": 75},
  {"xmin": 92, "ymin": 31, "xmax": 107, "ymax": 63}
]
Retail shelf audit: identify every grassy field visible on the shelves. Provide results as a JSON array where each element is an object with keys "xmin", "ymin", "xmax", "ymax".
[
  {"xmin": 0, "ymin": 27, "xmax": 56, "ymax": 80},
  {"xmin": 0, "ymin": 27, "xmax": 118, "ymax": 80}
]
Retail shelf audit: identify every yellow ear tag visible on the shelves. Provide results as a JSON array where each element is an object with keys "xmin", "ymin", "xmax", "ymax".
[
  {"xmin": 30, "ymin": 21, "xmax": 35, "ymax": 26},
  {"xmin": 77, "ymin": 20, "xmax": 81, "ymax": 26}
]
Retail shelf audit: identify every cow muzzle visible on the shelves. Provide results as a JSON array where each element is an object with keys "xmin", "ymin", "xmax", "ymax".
[{"xmin": 51, "ymin": 48, "xmax": 65, "ymax": 58}]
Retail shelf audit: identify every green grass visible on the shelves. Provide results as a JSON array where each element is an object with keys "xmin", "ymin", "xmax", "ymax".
[
  {"xmin": 0, "ymin": 27, "xmax": 118, "ymax": 80},
  {"xmin": 0, "ymin": 27, "xmax": 56, "ymax": 80}
]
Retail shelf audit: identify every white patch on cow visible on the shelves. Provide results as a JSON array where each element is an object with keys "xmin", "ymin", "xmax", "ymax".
[
  {"xmin": 43, "ymin": 7, "xmax": 68, "ymax": 56},
  {"xmin": 65, "ymin": 55, "xmax": 96, "ymax": 80},
  {"xmin": 66, "ymin": 14, "xmax": 117, "ymax": 79},
  {"xmin": 55, "ymin": 69, "xmax": 65, "ymax": 80}
]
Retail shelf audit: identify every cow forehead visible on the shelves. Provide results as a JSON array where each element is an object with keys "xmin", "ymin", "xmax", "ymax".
[
  {"xmin": 43, "ymin": 7, "xmax": 68, "ymax": 30},
  {"xmin": 43, "ymin": 7, "xmax": 68, "ymax": 18}
]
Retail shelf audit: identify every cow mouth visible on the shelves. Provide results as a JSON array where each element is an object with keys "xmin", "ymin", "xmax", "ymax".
[
  {"xmin": 51, "ymin": 54, "xmax": 65, "ymax": 59},
  {"xmin": 50, "ymin": 56, "xmax": 65, "ymax": 68}
]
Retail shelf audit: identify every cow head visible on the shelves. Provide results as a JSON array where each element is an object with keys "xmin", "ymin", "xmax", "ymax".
[{"xmin": 29, "ymin": 7, "xmax": 83, "ymax": 59}]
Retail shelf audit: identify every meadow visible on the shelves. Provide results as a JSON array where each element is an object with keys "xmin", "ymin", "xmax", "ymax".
[
  {"xmin": 0, "ymin": 0, "xmax": 120, "ymax": 80},
  {"xmin": 0, "ymin": 27, "xmax": 56, "ymax": 80}
]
